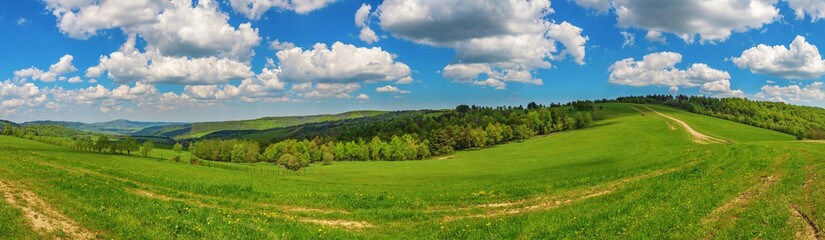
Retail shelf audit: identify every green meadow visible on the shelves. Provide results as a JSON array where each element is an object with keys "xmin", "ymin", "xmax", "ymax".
[{"xmin": 0, "ymin": 103, "xmax": 822, "ymax": 239}]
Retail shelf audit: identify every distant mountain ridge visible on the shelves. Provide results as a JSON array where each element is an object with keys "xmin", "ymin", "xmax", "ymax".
[{"xmin": 21, "ymin": 119, "xmax": 187, "ymax": 135}]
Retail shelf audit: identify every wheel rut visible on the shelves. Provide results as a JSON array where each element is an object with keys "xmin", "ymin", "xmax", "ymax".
[{"xmin": 0, "ymin": 180, "xmax": 96, "ymax": 239}]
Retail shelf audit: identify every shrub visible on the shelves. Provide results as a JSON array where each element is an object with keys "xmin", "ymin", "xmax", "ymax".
[{"xmin": 189, "ymin": 156, "xmax": 201, "ymax": 165}]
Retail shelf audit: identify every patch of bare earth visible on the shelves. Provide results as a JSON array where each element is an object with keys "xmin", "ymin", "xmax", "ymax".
[
  {"xmin": 0, "ymin": 180, "xmax": 95, "ymax": 239},
  {"xmin": 442, "ymin": 162, "xmax": 697, "ymax": 221},
  {"xmin": 282, "ymin": 205, "xmax": 348, "ymax": 214},
  {"xmin": 639, "ymin": 105, "xmax": 728, "ymax": 144},
  {"xmin": 298, "ymin": 218, "xmax": 373, "ymax": 230}
]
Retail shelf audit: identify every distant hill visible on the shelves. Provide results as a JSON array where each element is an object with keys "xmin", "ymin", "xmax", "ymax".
[
  {"xmin": 136, "ymin": 110, "xmax": 387, "ymax": 140},
  {"xmin": 22, "ymin": 119, "xmax": 186, "ymax": 135}
]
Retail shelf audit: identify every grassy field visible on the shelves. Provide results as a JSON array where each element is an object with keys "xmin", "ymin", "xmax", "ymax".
[{"xmin": 0, "ymin": 103, "xmax": 822, "ymax": 239}]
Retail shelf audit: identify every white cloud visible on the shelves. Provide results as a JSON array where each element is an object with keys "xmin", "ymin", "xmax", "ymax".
[
  {"xmin": 355, "ymin": 3, "xmax": 371, "ymax": 28},
  {"xmin": 270, "ymin": 39, "xmax": 296, "ymax": 51},
  {"xmin": 359, "ymin": 26, "xmax": 380, "ymax": 44},
  {"xmin": 295, "ymin": 83, "xmax": 361, "ymax": 99},
  {"xmin": 356, "ymin": 93, "xmax": 369, "ymax": 100},
  {"xmin": 376, "ymin": 0, "xmax": 587, "ymax": 89},
  {"xmin": 472, "ymin": 78, "xmax": 507, "ymax": 90},
  {"xmin": 620, "ymin": 31, "xmax": 635, "ymax": 48},
  {"xmin": 86, "ymin": 36, "xmax": 254, "ymax": 85},
  {"xmin": 275, "ymin": 42, "xmax": 413, "ymax": 84},
  {"xmin": 48, "ymin": 83, "xmax": 210, "ymax": 113},
  {"xmin": 756, "ymin": 82, "xmax": 825, "ymax": 103},
  {"xmin": 548, "ymin": 22, "xmax": 589, "ymax": 65},
  {"xmin": 16, "ymin": 17, "xmax": 27, "ymax": 26},
  {"xmin": 45, "ymin": 0, "xmax": 261, "ymax": 61},
  {"xmin": 786, "ymin": 0, "xmax": 825, "ymax": 21},
  {"xmin": 575, "ymin": 0, "xmax": 779, "ymax": 43},
  {"xmin": 13, "ymin": 54, "xmax": 77, "ymax": 82},
  {"xmin": 700, "ymin": 79, "xmax": 745, "ymax": 97},
  {"xmin": 646, "ymin": 30, "xmax": 666, "ymax": 44},
  {"xmin": 609, "ymin": 52, "xmax": 737, "ymax": 95},
  {"xmin": 49, "ymin": 54, "xmax": 78, "ymax": 75},
  {"xmin": 355, "ymin": 3, "xmax": 379, "ymax": 44},
  {"xmin": 0, "ymin": 81, "xmax": 47, "ymax": 114},
  {"xmin": 442, "ymin": 63, "xmax": 542, "ymax": 87},
  {"xmin": 732, "ymin": 35, "xmax": 825, "ymax": 80},
  {"xmin": 574, "ymin": 0, "xmax": 611, "ymax": 13},
  {"xmin": 44, "ymin": 0, "xmax": 169, "ymax": 39},
  {"xmin": 375, "ymin": 85, "xmax": 410, "ymax": 94},
  {"xmin": 67, "ymin": 76, "xmax": 83, "ymax": 83},
  {"xmin": 228, "ymin": 0, "xmax": 337, "ymax": 19},
  {"xmin": 134, "ymin": 0, "xmax": 261, "ymax": 61}
]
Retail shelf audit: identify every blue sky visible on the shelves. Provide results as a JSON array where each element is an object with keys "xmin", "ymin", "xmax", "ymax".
[{"xmin": 2, "ymin": 0, "xmax": 825, "ymax": 123}]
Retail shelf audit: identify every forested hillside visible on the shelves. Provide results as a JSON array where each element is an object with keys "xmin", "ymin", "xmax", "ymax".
[
  {"xmin": 189, "ymin": 102, "xmax": 599, "ymax": 170},
  {"xmin": 614, "ymin": 95, "xmax": 825, "ymax": 139},
  {"xmin": 22, "ymin": 119, "xmax": 183, "ymax": 135}
]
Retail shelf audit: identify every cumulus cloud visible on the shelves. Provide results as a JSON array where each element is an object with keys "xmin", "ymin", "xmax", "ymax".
[
  {"xmin": 43, "ymin": 0, "xmax": 169, "ymax": 39},
  {"xmin": 228, "ymin": 0, "xmax": 338, "ymax": 19},
  {"xmin": 47, "ymin": 82, "xmax": 221, "ymax": 113},
  {"xmin": 376, "ymin": 0, "xmax": 587, "ymax": 89},
  {"xmin": 45, "ymin": 0, "xmax": 261, "ymax": 61},
  {"xmin": 732, "ymin": 35, "xmax": 825, "ymax": 80},
  {"xmin": 67, "ymin": 76, "xmax": 83, "ymax": 83},
  {"xmin": 375, "ymin": 85, "xmax": 410, "ymax": 94},
  {"xmin": 609, "ymin": 51, "xmax": 741, "ymax": 95},
  {"xmin": 472, "ymin": 78, "xmax": 507, "ymax": 90},
  {"xmin": 0, "ymin": 81, "xmax": 48, "ymax": 114},
  {"xmin": 356, "ymin": 93, "xmax": 369, "ymax": 100},
  {"xmin": 442, "ymin": 63, "xmax": 542, "ymax": 88},
  {"xmin": 786, "ymin": 0, "xmax": 825, "ymax": 21},
  {"xmin": 270, "ymin": 39, "xmax": 296, "ymax": 51},
  {"xmin": 86, "ymin": 36, "xmax": 254, "ymax": 85},
  {"xmin": 574, "ymin": 0, "xmax": 611, "ymax": 13},
  {"xmin": 13, "ymin": 54, "xmax": 78, "ymax": 82},
  {"xmin": 700, "ymin": 79, "xmax": 745, "ymax": 97},
  {"xmin": 295, "ymin": 83, "xmax": 361, "ymax": 99},
  {"xmin": 275, "ymin": 42, "xmax": 413, "ymax": 84},
  {"xmin": 646, "ymin": 30, "xmax": 666, "ymax": 44},
  {"xmin": 575, "ymin": 0, "xmax": 779, "ymax": 43},
  {"xmin": 134, "ymin": 0, "xmax": 261, "ymax": 61},
  {"xmin": 355, "ymin": 4, "xmax": 379, "ymax": 44},
  {"xmin": 756, "ymin": 82, "xmax": 825, "ymax": 103}
]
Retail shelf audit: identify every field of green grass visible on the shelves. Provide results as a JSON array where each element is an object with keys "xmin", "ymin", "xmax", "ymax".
[{"xmin": 0, "ymin": 103, "xmax": 822, "ymax": 239}]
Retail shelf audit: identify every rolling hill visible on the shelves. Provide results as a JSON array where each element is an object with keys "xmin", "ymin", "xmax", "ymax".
[
  {"xmin": 1, "ymin": 103, "xmax": 821, "ymax": 239},
  {"xmin": 135, "ymin": 110, "xmax": 387, "ymax": 139},
  {"xmin": 21, "ymin": 119, "xmax": 184, "ymax": 135}
]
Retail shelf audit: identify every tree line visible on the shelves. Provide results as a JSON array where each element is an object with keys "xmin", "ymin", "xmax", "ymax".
[
  {"xmin": 189, "ymin": 103, "xmax": 597, "ymax": 170},
  {"xmin": 2, "ymin": 123, "xmax": 157, "ymax": 157}
]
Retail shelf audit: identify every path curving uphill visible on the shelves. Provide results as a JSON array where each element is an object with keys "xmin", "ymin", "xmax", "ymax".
[{"xmin": 637, "ymin": 105, "xmax": 728, "ymax": 144}]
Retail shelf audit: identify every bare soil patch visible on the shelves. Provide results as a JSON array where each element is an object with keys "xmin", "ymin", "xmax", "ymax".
[
  {"xmin": 0, "ymin": 180, "xmax": 95, "ymax": 239},
  {"xmin": 298, "ymin": 218, "xmax": 373, "ymax": 230}
]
